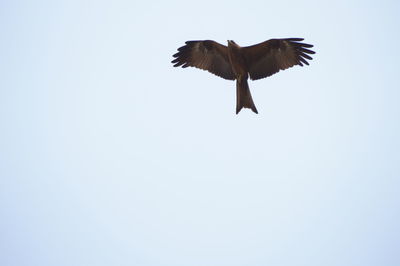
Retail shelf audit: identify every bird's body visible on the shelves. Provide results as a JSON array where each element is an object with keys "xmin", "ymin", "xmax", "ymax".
[
  {"xmin": 227, "ymin": 40, "xmax": 247, "ymax": 77},
  {"xmin": 172, "ymin": 38, "xmax": 315, "ymax": 114},
  {"xmin": 227, "ymin": 40, "xmax": 257, "ymax": 113}
]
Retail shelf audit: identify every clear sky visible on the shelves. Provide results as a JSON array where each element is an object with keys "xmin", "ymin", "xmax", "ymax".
[{"xmin": 1, "ymin": 0, "xmax": 400, "ymax": 265}]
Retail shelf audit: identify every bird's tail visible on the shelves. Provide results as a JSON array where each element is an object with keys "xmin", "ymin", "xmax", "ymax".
[{"xmin": 236, "ymin": 77, "xmax": 258, "ymax": 114}]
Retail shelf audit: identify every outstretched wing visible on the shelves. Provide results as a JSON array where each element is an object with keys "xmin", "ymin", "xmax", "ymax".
[
  {"xmin": 242, "ymin": 38, "xmax": 315, "ymax": 80},
  {"xmin": 172, "ymin": 40, "xmax": 235, "ymax": 80}
]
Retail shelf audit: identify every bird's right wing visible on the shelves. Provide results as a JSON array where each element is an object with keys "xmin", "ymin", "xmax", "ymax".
[
  {"xmin": 242, "ymin": 38, "xmax": 315, "ymax": 80},
  {"xmin": 172, "ymin": 40, "xmax": 236, "ymax": 80}
]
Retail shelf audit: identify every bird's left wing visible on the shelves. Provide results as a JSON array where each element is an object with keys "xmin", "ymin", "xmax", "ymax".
[
  {"xmin": 172, "ymin": 40, "xmax": 236, "ymax": 80},
  {"xmin": 242, "ymin": 38, "xmax": 315, "ymax": 80}
]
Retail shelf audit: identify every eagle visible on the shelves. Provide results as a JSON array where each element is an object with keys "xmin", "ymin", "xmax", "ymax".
[{"xmin": 172, "ymin": 38, "xmax": 315, "ymax": 114}]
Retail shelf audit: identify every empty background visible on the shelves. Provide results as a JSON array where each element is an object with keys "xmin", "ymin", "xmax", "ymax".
[{"xmin": 1, "ymin": 0, "xmax": 399, "ymax": 265}]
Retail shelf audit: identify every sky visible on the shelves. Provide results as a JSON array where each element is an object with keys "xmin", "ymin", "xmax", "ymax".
[{"xmin": 1, "ymin": 0, "xmax": 400, "ymax": 265}]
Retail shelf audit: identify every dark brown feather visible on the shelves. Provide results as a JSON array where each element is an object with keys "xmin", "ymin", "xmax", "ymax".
[
  {"xmin": 172, "ymin": 40, "xmax": 235, "ymax": 80},
  {"xmin": 242, "ymin": 38, "xmax": 315, "ymax": 80}
]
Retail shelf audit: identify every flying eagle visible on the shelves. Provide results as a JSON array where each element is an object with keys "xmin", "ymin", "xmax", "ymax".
[{"xmin": 172, "ymin": 38, "xmax": 315, "ymax": 114}]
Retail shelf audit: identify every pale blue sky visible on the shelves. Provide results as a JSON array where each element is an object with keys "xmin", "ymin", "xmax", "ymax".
[{"xmin": 1, "ymin": 0, "xmax": 400, "ymax": 265}]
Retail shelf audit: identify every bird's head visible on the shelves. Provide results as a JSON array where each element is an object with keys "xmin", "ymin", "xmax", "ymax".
[{"xmin": 227, "ymin": 40, "xmax": 239, "ymax": 48}]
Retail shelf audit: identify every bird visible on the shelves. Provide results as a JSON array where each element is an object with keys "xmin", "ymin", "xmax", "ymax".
[{"xmin": 171, "ymin": 38, "xmax": 315, "ymax": 114}]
